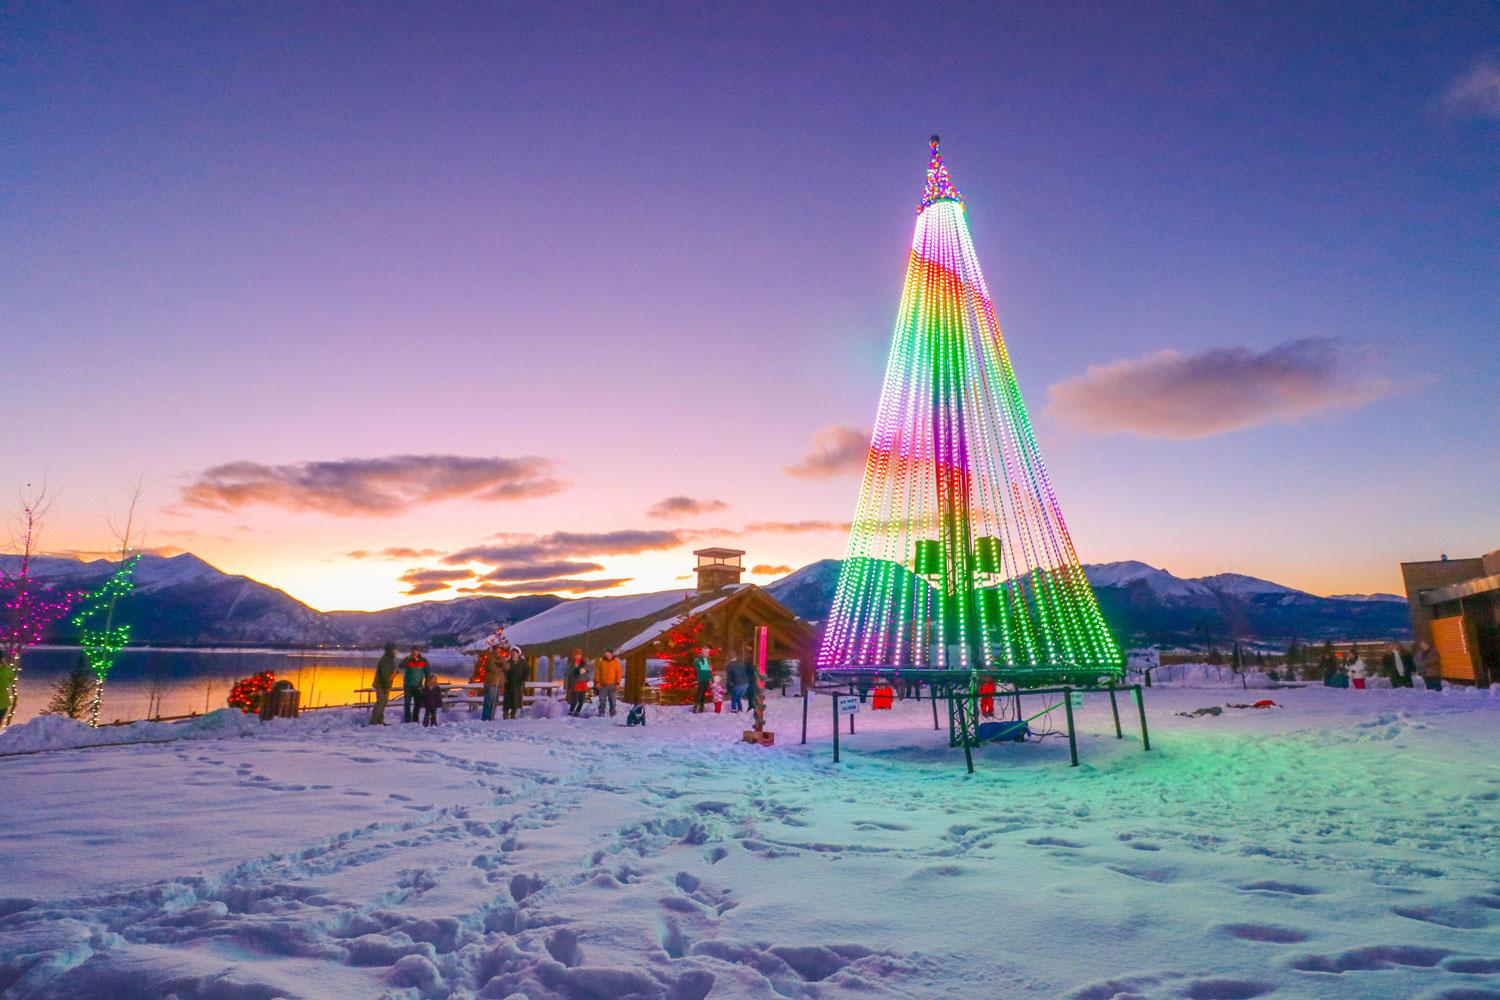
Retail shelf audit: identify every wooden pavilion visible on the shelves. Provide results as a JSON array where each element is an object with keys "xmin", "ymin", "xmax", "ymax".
[{"xmin": 615, "ymin": 585, "xmax": 818, "ymax": 702}]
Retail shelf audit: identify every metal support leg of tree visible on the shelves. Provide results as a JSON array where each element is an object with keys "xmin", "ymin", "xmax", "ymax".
[
  {"xmin": 1134, "ymin": 684, "xmax": 1151, "ymax": 752},
  {"xmin": 1063, "ymin": 687, "xmax": 1079, "ymax": 767}
]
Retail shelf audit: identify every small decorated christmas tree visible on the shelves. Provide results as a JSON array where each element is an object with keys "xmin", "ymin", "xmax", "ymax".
[
  {"xmin": 655, "ymin": 598, "xmax": 711, "ymax": 706},
  {"xmin": 228, "ymin": 671, "xmax": 276, "ymax": 714}
]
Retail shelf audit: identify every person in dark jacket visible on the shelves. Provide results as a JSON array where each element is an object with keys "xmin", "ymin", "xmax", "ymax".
[
  {"xmin": 692, "ymin": 649, "xmax": 713, "ymax": 714},
  {"xmin": 369, "ymin": 643, "xmax": 397, "ymax": 725},
  {"xmin": 419, "ymin": 674, "xmax": 444, "ymax": 726},
  {"xmin": 566, "ymin": 651, "xmax": 589, "ymax": 716},
  {"xmin": 504, "ymin": 648, "xmax": 527, "ymax": 719},
  {"xmin": 401, "ymin": 647, "xmax": 431, "ymax": 723},
  {"xmin": 725, "ymin": 651, "xmax": 750, "ymax": 713}
]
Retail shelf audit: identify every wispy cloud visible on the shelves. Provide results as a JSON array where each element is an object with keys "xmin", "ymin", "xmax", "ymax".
[
  {"xmin": 742, "ymin": 520, "xmax": 851, "ymax": 534},
  {"xmin": 647, "ymin": 496, "xmax": 728, "ymax": 519},
  {"xmin": 784, "ymin": 425, "xmax": 869, "ymax": 479},
  {"xmin": 403, "ymin": 582, "xmax": 453, "ymax": 597},
  {"xmin": 346, "ymin": 547, "xmax": 444, "ymax": 560},
  {"xmin": 444, "ymin": 530, "xmax": 684, "ymax": 565},
  {"xmin": 1045, "ymin": 338, "xmax": 1398, "ymax": 440},
  {"xmin": 751, "ymin": 563, "xmax": 792, "ymax": 575},
  {"xmin": 1443, "ymin": 57, "xmax": 1500, "ymax": 119},
  {"xmin": 479, "ymin": 561, "xmax": 606, "ymax": 581},
  {"xmin": 181, "ymin": 455, "xmax": 565, "ymax": 516},
  {"xmin": 458, "ymin": 577, "xmax": 631, "ymax": 595},
  {"xmin": 397, "ymin": 567, "xmax": 475, "ymax": 596}
]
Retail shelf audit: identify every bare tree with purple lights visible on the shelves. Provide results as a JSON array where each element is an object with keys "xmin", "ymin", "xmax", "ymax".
[{"xmin": 0, "ymin": 484, "xmax": 83, "ymax": 732}]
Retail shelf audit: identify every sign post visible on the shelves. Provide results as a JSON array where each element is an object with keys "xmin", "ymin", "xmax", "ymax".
[{"xmin": 742, "ymin": 625, "xmax": 775, "ymax": 745}]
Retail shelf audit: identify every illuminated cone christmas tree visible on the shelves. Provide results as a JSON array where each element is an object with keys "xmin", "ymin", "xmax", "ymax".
[{"xmin": 818, "ymin": 137, "xmax": 1122, "ymax": 683}]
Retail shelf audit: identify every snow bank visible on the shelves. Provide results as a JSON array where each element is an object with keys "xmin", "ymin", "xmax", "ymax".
[
  {"xmin": 2, "ymin": 687, "xmax": 1498, "ymax": 999},
  {"xmin": 0, "ymin": 706, "xmax": 370, "ymax": 755}
]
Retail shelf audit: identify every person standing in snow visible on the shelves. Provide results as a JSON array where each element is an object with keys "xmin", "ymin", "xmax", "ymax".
[
  {"xmin": 1348, "ymin": 656, "xmax": 1369, "ymax": 690},
  {"xmin": 692, "ymin": 648, "xmax": 713, "ymax": 714},
  {"xmin": 1415, "ymin": 642, "xmax": 1442, "ymax": 691},
  {"xmin": 565, "ymin": 650, "xmax": 589, "ymax": 716},
  {"xmin": 503, "ymin": 647, "xmax": 528, "ymax": 719},
  {"xmin": 481, "ymin": 649, "xmax": 504, "ymax": 721},
  {"xmin": 419, "ymin": 673, "xmax": 443, "ymax": 727},
  {"xmin": 725, "ymin": 649, "xmax": 750, "ymax": 713},
  {"xmin": 401, "ymin": 646, "xmax": 431, "ymax": 723},
  {"xmin": 593, "ymin": 648, "xmax": 622, "ymax": 718},
  {"xmin": 369, "ymin": 643, "xmax": 397, "ymax": 725}
]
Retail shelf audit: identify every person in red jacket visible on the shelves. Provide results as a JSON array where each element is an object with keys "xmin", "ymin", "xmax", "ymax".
[{"xmin": 978, "ymin": 678, "xmax": 997, "ymax": 719}]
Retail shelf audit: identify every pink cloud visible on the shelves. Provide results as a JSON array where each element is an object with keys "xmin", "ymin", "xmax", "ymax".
[
  {"xmin": 784, "ymin": 425, "xmax": 869, "ymax": 479},
  {"xmin": 1045, "ymin": 338, "xmax": 1398, "ymax": 440}
]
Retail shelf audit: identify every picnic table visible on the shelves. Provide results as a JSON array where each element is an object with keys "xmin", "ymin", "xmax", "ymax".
[{"xmin": 355, "ymin": 679, "xmax": 565, "ymax": 714}]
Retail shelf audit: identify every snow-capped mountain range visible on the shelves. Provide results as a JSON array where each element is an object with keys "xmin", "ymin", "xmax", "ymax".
[{"xmin": 3, "ymin": 551, "xmax": 1411, "ymax": 647}]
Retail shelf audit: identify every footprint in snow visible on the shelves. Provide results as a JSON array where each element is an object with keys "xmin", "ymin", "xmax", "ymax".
[
  {"xmin": 1181, "ymin": 978, "xmax": 1274, "ymax": 999},
  {"xmin": 1238, "ymin": 880, "xmax": 1323, "ymax": 896},
  {"xmin": 1218, "ymin": 923, "xmax": 1311, "ymax": 943},
  {"xmin": 1392, "ymin": 903, "xmax": 1492, "ymax": 929},
  {"xmin": 1106, "ymin": 864, "xmax": 1179, "ymax": 883},
  {"xmin": 1025, "ymin": 836, "xmax": 1084, "ymax": 849},
  {"xmin": 1289, "ymin": 943, "xmax": 1449, "ymax": 972}
]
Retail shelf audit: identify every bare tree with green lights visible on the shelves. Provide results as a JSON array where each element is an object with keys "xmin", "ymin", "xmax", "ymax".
[{"xmin": 71, "ymin": 483, "xmax": 144, "ymax": 727}]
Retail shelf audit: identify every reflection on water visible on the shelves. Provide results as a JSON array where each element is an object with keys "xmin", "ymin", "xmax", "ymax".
[{"xmin": 9, "ymin": 647, "xmax": 473, "ymax": 726}]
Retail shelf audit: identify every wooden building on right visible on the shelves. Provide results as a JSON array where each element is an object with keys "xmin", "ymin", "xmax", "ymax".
[{"xmin": 1401, "ymin": 549, "xmax": 1500, "ymax": 687}]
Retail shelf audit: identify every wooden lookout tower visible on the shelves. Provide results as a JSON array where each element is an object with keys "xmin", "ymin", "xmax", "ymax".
[{"xmin": 693, "ymin": 547, "xmax": 745, "ymax": 594}]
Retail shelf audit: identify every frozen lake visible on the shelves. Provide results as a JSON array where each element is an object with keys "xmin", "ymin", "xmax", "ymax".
[{"xmin": 7, "ymin": 647, "xmax": 475, "ymax": 725}]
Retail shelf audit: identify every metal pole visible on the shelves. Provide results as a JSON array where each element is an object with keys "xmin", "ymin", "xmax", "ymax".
[
  {"xmin": 931, "ymin": 677, "xmax": 939, "ymax": 730},
  {"xmin": 832, "ymin": 692, "xmax": 840, "ymax": 763},
  {"xmin": 1134, "ymin": 684, "xmax": 1151, "ymax": 751},
  {"xmin": 1108, "ymin": 685, "xmax": 1122, "ymax": 738},
  {"xmin": 1063, "ymin": 687, "xmax": 1078, "ymax": 767},
  {"xmin": 955, "ymin": 688, "xmax": 974, "ymax": 774},
  {"xmin": 801, "ymin": 689, "xmax": 809, "ymax": 745}
]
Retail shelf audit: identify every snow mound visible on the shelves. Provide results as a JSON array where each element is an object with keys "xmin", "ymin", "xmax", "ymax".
[{"xmin": 0, "ymin": 706, "xmax": 373, "ymax": 755}]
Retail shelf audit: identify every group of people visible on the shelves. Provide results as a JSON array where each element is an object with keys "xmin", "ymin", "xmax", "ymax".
[
  {"xmin": 366, "ymin": 631, "xmax": 530, "ymax": 726},
  {"xmin": 562, "ymin": 647, "xmax": 623, "ymax": 717},
  {"xmin": 1319, "ymin": 641, "xmax": 1444, "ymax": 690},
  {"xmin": 689, "ymin": 645, "xmax": 764, "ymax": 715},
  {"xmin": 361, "ymin": 633, "xmax": 779, "ymax": 727}
]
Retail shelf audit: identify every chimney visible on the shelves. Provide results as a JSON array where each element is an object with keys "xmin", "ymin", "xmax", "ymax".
[{"xmin": 692, "ymin": 548, "xmax": 745, "ymax": 594}]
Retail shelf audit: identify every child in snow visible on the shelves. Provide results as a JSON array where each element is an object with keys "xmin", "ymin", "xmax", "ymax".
[
  {"xmin": 419, "ymin": 674, "xmax": 444, "ymax": 727},
  {"xmin": 711, "ymin": 675, "xmax": 724, "ymax": 714},
  {"xmin": 566, "ymin": 651, "xmax": 589, "ymax": 717}
]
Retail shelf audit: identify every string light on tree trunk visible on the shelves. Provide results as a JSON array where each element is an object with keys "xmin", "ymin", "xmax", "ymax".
[{"xmin": 70, "ymin": 555, "xmax": 140, "ymax": 727}]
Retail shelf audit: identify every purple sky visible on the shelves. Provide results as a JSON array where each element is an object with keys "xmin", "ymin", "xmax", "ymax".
[{"xmin": 4, "ymin": 3, "xmax": 1497, "ymax": 610}]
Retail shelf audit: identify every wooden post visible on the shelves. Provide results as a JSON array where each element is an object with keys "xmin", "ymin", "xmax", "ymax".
[{"xmin": 743, "ymin": 625, "xmax": 774, "ymax": 745}]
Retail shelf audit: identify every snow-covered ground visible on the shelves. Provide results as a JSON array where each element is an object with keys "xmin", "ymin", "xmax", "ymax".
[{"xmin": 2, "ymin": 686, "xmax": 1498, "ymax": 999}]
